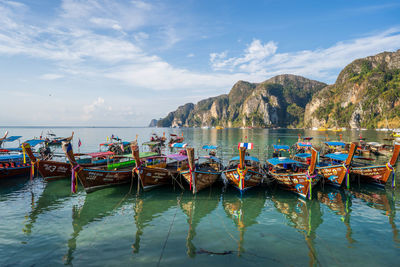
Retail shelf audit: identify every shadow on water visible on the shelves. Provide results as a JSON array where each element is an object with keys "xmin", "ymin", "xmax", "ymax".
[
  {"xmin": 22, "ymin": 179, "xmax": 72, "ymax": 235},
  {"xmin": 270, "ymin": 190, "xmax": 323, "ymax": 267},
  {"xmin": 179, "ymin": 187, "xmax": 220, "ymax": 258},
  {"xmin": 222, "ymin": 187, "xmax": 266, "ymax": 257},
  {"xmin": 64, "ymin": 185, "xmax": 133, "ymax": 265},
  {"xmin": 348, "ymin": 184, "xmax": 398, "ymax": 244},
  {"xmin": 317, "ymin": 187, "xmax": 356, "ymax": 244}
]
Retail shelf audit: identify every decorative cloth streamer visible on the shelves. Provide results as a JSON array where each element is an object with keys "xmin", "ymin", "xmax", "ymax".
[
  {"xmin": 22, "ymin": 146, "xmax": 26, "ymax": 164},
  {"xmin": 237, "ymin": 165, "xmax": 247, "ymax": 191},
  {"xmin": 342, "ymin": 164, "xmax": 350, "ymax": 189},
  {"xmin": 306, "ymin": 170, "xmax": 317, "ymax": 200},
  {"xmin": 71, "ymin": 165, "xmax": 80, "ymax": 193},
  {"xmin": 386, "ymin": 162, "xmax": 395, "ymax": 188}
]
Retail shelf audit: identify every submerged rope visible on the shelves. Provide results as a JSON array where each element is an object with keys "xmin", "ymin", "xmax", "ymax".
[{"xmin": 157, "ymin": 192, "xmax": 183, "ymax": 267}]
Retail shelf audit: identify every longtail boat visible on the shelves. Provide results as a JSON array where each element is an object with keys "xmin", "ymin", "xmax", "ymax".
[
  {"xmin": 0, "ymin": 131, "xmax": 9, "ymax": 147},
  {"xmin": 0, "ymin": 139, "xmax": 46, "ymax": 179},
  {"xmin": 62, "ymin": 141, "xmax": 134, "ymax": 193},
  {"xmin": 223, "ymin": 143, "xmax": 267, "ymax": 193},
  {"xmin": 180, "ymin": 147, "xmax": 222, "ymax": 194},
  {"xmin": 44, "ymin": 131, "xmax": 74, "ymax": 146},
  {"xmin": 266, "ymin": 147, "xmax": 320, "ymax": 199},
  {"xmin": 22, "ymin": 142, "xmax": 116, "ymax": 181},
  {"xmin": 317, "ymin": 142, "xmax": 357, "ymax": 188},
  {"xmin": 351, "ymin": 143, "xmax": 400, "ymax": 187},
  {"xmin": 131, "ymin": 142, "xmax": 187, "ymax": 191}
]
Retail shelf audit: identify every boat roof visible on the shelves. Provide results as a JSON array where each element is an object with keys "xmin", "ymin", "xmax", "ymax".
[
  {"xmin": 324, "ymin": 153, "xmax": 349, "ymax": 161},
  {"xmin": 170, "ymin": 142, "xmax": 187, "ymax": 148},
  {"xmin": 142, "ymin": 141, "xmax": 161, "ymax": 146},
  {"xmin": 230, "ymin": 156, "xmax": 259, "ymax": 162},
  {"xmin": 99, "ymin": 141, "xmax": 130, "ymax": 146},
  {"xmin": 166, "ymin": 154, "xmax": 188, "ymax": 161},
  {"xmin": 294, "ymin": 153, "xmax": 311, "ymax": 158},
  {"xmin": 367, "ymin": 142, "xmax": 382, "ymax": 146},
  {"xmin": 202, "ymin": 145, "xmax": 218, "ymax": 150},
  {"xmin": 199, "ymin": 155, "xmax": 221, "ymax": 162},
  {"xmin": 325, "ymin": 141, "xmax": 346, "ymax": 147},
  {"xmin": 3, "ymin": 136, "xmax": 22, "ymax": 142},
  {"xmin": 298, "ymin": 142, "xmax": 312, "ymax": 147},
  {"xmin": 0, "ymin": 154, "xmax": 24, "ymax": 161},
  {"xmin": 86, "ymin": 151, "xmax": 115, "ymax": 158},
  {"xmin": 267, "ymin": 158, "xmax": 300, "ymax": 165},
  {"xmin": 273, "ymin": 145, "xmax": 290, "ymax": 151}
]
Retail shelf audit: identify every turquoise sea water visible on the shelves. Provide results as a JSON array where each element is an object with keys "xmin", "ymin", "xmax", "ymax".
[{"xmin": 1, "ymin": 127, "xmax": 399, "ymax": 266}]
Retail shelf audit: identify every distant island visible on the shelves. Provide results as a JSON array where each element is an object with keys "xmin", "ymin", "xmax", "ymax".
[{"xmin": 151, "ymin": 49, "xmax": 400, "ymax": 129}]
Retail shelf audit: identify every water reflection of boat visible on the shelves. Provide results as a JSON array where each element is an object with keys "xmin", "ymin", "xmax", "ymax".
[
  {"xmin": 65, "ymin": 187, "xmax": 132, "ymax": 265},
  {"xmin": 271, "ymin": 192, "xmax": 322, "ymax": 266},
  {"xmin": 132, "ymin": 188, "xmax": 180, "ymax": 254},
  {"xmin": 317, "ymin": 188, "xmax": 355, "ymax": 244},
  {"xmin": 23, "ymin": 179, "xmax": 72, "ymax": 235},
  {"xmin": 349, "ymin": 185, "xmax": 398, "ymax": 243},
  {"xmin": 222, "ymin": 188, "xmax": 265, "ymax": 256},
  {"xmin": 179, "ymin": 190, "xmax": 220, "ymax": 257}
]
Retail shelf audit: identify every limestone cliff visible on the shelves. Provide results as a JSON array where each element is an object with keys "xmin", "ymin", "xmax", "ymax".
[
  {"xmin": 156, "ymin": 75, "xmax": 326, "ymax": 128},
  {"xmin": 304, "ymin": 49, "xmax": 400, "ymax": 128}
]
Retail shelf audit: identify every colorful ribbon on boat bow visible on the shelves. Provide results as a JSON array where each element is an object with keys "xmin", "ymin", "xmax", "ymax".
[
  {"xmin": 71, "ymin": 165, "xmax": 80, "ymax": 193},
  {"xmin": 237, "ymin": 165, "xmax": 247, "ymax": 191},
  {"xmin": 306, "ymin": 169, "xmax": 317, "ymax": 200},
  {"xmin": 386, "ymin": 162, "xmax": 395, "ymax": 188},
  {"xmin": 188, "ymin": 166, "xmax": 194, "ymax": 191},
  {"xmin": 342, "ymin": 163, "xmax": 350, "ymax": 189}
]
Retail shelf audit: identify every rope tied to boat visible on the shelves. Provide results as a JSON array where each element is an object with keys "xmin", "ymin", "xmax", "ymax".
[
  {"xmin": 71, "ymin": 164, "xmax": 80, "ymax": 193},
  {"xmin": 305, "ymin": 169, "xmax": 317, "ymax": 200},
  {"xmin": 342, "ymin": 163, "xmax": 350, "ymax": 189},
  {"xmin": 386, "ymin": 162, "xmax": 395, "ymax": 188},
  {"xmin": 237, "ymin": 165, "xmax": 247, "ymax": 191}
]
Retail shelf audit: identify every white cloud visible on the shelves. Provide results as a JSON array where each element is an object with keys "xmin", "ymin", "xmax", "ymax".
[
  {"xmin": 187, "ymin": 53, "xmax": 195, "ymax": 58},
  {"xmin": 210, "ymin": 28, "xmax": 400, "ymax": 82},
  {"xmin": 40, "ymin": 73, "xmax": 64, "ymax": 80}
]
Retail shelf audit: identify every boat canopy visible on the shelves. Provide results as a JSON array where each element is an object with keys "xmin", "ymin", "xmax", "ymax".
[
  {"xmin": 199, "ymin": 155, "xmax": 221, "ymax": 162},
  {"xmin": 86, "ymin": 151, "xmax": 114, "ymax": 158},
  {"xmin": 100, "ymin": 141, "xmax": 130, "ymax": 147},
  {"xmin": 25, "ymin": 139, "xmax": 46, "ymax": 147},
  {"xmin": 4, "ymin": 136, "xmax": 22, "ymax": 142},
  {"xmin": 230, "ymin": 156, "xmax": 259, "ymax": 162},
  {"xmin": 166, "ymin": 154, "xmax": 188, "ymax": 161},
  {"xmin": 267, "ymin": 158, "xmax": 300, "ymax": 166},
  {"xmin": 298, "ymin": 142, "xmax": 312, "ymax": 147},
  {"xmin": 202, "ymin": 145, "xmax": 218, "ymax": 150},
  {"xmin": 142, "ymin": 141, "xmax": 161, "ymax": 146},
  {"xmin": 325, "ymin": 141, "xmax": 345, "ymax": 147},
  {"xmin": 323, "ymin": 153, "xmax": 349, "ymax": 161},
  {"xmin": 294, "ymin": 153, "xmax": 311, "ymax": 158},
  {"xmin": 0, "ymin": 154, "xmax": 24, "ymax": 161},
  {"xmin": 170, "ymin": 142, "xmax": 187, "ymax": 148},
  {"xmin": 273, "ymin": 145, "xmax": 290, "ymax": 151},
  {"xmin": 367, "ymin": 142, "xmax": 382, "ymax": 147}
]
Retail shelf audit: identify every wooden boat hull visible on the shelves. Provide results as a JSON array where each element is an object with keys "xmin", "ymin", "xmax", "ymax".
[
  {"xmin": 134, "ymin": 166, "xmax": 178, "ymax": 191},
  {"xmin": 0, "ymin": 163, "xmax": 31, "ymax": 179},
  {"xmin": 77, "ymin": 168, "xmax": 134, "ymax": 193},
  {"xmin": 37, "ymin": 161, "xmax": 71, "ymax": 180},
  {"xmin": 351, "ymin": 165, "xmax": 389, "ymax": 186},
  {"xmin": 269, "ymin": 172, "xmax": 320, "ymax": 199},
  {"xmin": 181, "ymin": 170, "xmax": 220, "ymax": 194},
  {"xmin": 317, "ymin": 165, "xmax": 349, "ymax": 187},
  {"xmin": 223, "ymin": 168, "xmax": 264, "ymax": 192}
]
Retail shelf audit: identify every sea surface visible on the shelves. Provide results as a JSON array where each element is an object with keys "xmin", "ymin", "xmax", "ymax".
[{"xmin": 1, "ymin": 127, "xmax": 399, "ymax": 266}]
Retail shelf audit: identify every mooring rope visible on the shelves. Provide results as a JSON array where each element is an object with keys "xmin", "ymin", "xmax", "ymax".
[{"xmin": 157, "ymin": 192, "xmax": 183, "ymax": 266}]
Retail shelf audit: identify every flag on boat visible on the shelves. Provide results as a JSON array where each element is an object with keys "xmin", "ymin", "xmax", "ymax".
[
  {"xmin": 78, "ymin": 139, "xmax": 82, "ymax": 148},
  {"xmin": 238, "ymin": 142, "xmax": 253, "ymax": 150}
]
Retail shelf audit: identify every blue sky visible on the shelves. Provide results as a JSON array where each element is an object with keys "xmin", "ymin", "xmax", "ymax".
[{"xmin": 0, "ymin": 0, "xmax": 399, "ymax": 126}]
